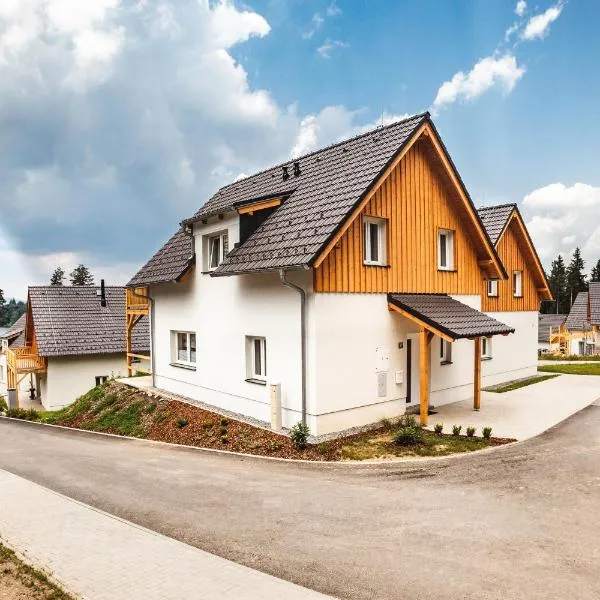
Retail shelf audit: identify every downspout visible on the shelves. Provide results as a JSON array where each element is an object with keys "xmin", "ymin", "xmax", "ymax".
[{"xmin": 279, "ymin": 269, "xmax": 307, "ymax": 425}]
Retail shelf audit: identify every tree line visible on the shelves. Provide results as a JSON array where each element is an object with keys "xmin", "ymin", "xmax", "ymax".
[
  {"xmin": 542, "ymin": 247, "xmax": 600, "ymax": 314},
  {"xmin": 50, "ymin": 265, "xmax": 94, "ymax": 286},
  {"xmin": 0, "ymin": 290, "xmax": 26, "ymax": 328}
]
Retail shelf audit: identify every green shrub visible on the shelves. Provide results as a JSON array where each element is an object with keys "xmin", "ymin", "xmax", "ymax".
[
  {"xmin": 380, "ymin": 417, "xmax": 394, "ymax": 430},
  {"xmin": 176, "ymin": 418, "xmax": 189, "ymax": 428},
  {"xmin": 220, "ymin": 417, "xmax": 229, "ymax": 426},
  {"xmin": 433, "ymin": 423, "xmax": 443, "ymax": 434},
  {"xmin": 220, "ymin": 435, "xmax": 228, "ymax": 444},
  {"xmin": 452, "ymin": 425, "xmax": 462, "ymax": 436},
  {"xmin": 393, "ymin": 426, "xmax": 424, "ymax": 446},
  {"xmin": 145, "ymin": 402, "xmax": 157, "ymax": 414},
  {"xmin": 466, "ymin": 426, "xmax": 476, "ymax": 438},
  {"xmin": 201, "ymin": 419, "xmax": 213, "ymax": 428},
  {"xmin": 91, "ymin": 393, "xmax": 117, "ymax": 415},
  {"xmin": 153, "ymin": 410, "xmax": 169, "ymax": 423},
  {"xmin": 219, "ymin": 425, "xmax": 228, "ymax": 435},
  {"xmin": 482, "ymin": 426, "xmax": 493, "ymax": 439},
  {"xmin": 398, "ymin": 414, "xmax": 418, "ymax": 428},
  {"xmin": 0, "ymin": 396, "xmax": 7, "ymax": 414},
  {"xmin": 5, "ymin": 408, "xmax": 39, "ymax": 421},
  {"xmin": 290, "ymin": 422, "xmax": 310, "ymax": 448}
]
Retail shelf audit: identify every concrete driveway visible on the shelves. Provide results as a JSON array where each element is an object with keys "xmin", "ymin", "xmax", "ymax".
[
  {"xmin": 425, "ymin": 373, "xmax": 600, "ymax": 439},
  {"xmin": 1, "ymin": 400, "xmax": 600, "ymax": 600}
]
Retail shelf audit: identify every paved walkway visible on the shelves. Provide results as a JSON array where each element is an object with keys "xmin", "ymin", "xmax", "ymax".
[
  {"xmin": 424, "ymin": 373, "xmax": 600, "ymax": 439},
  {"xmin": 0, "ymin": 469, "xmax": 332, "ymax": 600}
]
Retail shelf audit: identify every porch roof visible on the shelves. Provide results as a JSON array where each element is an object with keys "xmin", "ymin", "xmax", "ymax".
[{"xmin": 387, "ymin": 293, "xmax": 515, "ymax": 341}]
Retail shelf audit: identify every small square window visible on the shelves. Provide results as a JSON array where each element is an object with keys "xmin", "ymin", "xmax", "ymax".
[
  {"xmin": 487, "ymin": 279, "xmax": 498, "ymax": 297},
  {"xmin": 440, "ymin": 339, "xmax": 452, "ymax": 364},
  {"xmin": 246, "ymin": 336, "xmax": 267, "ymax": 380},
  {"xmin": 95, "ymin": 376, "xmax": 108, "ymax": 386},
  {"xmin": 513, "ymin": 271, "xmax": 523, "ymax": 297},
  {"xmin": 363, "ymin": 217, "xmax": 387, "ymax": 266},
  {"xmin": 172, "ymin": 331, "xmax": 197, "ymax": 366},
  {"xmin": 481, "ymin": 337, "xmax": 492, "ymax": 359},
  {"xmin": 438, "ymin": 229, "xmax": 455, "ymax": 271}
]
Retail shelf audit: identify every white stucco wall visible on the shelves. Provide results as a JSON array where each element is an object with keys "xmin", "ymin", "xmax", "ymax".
[
  {"xmin": 0, "ymin": 354, "xmax": 30, "ymax": 399},
  {"xmin": 151, "ymin": 213, "xmax": 309, "ymax": 429},
  {"xmin": 42, "ymin": 354, "xmax": 127, "ymax": 410}
]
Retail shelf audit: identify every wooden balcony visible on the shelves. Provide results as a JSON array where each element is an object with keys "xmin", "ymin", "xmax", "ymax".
[
  {"xmin": 126, "ymin": 286, "xmax": 151, "ymax": 377},
  {"xmin": 6, "ymin": 347, "xmax": 47, "ymax": 375}
]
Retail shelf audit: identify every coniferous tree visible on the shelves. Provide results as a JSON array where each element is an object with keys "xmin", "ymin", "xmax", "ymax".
[
  {"xmin": 545, "ymin": 255, "xmax": 568, "ymax": 314},
  {"xmin": 0, "ymin": 288, "xmax": 5, "ymax": 326},
  {"xmin": 50, "ymin": 266, "xmax": 65, "ymax": 286},
  {"xmin": 566, "ymin": 247, "xmax": 587, "ymax": 309},
  {"xmin": 69, "ymin": 264, "xmax": 94, "ymax": 286},
  {"xmin": 590, "ymin": 259, "xmax": 600, "ymax": 282},
  {"xmin": 0, "ymin": 291, "xmax": 26, "ymax": 327}
]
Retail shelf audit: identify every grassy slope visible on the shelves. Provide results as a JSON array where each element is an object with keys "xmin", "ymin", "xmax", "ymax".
[
  {"xmin": 486, "ymin": 374, "xmax": 560, "ymax": 393},
  {"xmin": 538, "ymin": 363, "xmax": 600, "ymax": 376}
]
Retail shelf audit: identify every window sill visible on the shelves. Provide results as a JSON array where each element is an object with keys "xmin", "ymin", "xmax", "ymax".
[
  {"xmin": 363, "ymin": 262, "xmax": 390, "ymax": 268},
  {"xmin": 487, "ymin": 295, "xmax": 499, "ymax": 299},
  {"xmin": 170, "ymin": 362, "xmax": 196, "ymax": 371},
  {"xmin": 480, "ymin": 357, "xmax": 493, "ymax": 362},
  {"xmin": 437, "ymin": 268, "xmax": 456, "ymax": 272},
  {"xmin": 245, "ymin": 378, "xmax": 267, "ymax": 386},
  {"xmin": 440, "ymin": 360, "xmax": 453, "ymax": 366},
  {"xmin": 513, "ymin": 295, "xmax": 523, "ymax": 299}
]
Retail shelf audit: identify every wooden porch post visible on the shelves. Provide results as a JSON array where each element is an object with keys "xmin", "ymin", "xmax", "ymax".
[
  {"xmin": 419, "ymin": 328, "xmax": 432, "ymax": 426},
  {"xmin": 474, "ymin": 337, "xmax": 481, "ymax": 411}
]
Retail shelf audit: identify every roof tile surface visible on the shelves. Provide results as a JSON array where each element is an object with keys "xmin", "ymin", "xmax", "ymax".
[
  {"xmin": 565, "ymin": 291, "xmax": 590, "ymax": 331},
  {"xmin": 538, "ymin": 314, "xmax": 567, "ymax": 343},
  {"xmin": 589, "ymin": 282, "xmax": 600, "ymax": 325},
  {"xmin": 477, "ymin": 204, "xmax": 515, "ymax": 246}
]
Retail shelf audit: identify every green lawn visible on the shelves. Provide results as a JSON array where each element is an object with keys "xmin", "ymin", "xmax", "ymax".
[
  {"xmin": 538, "ymin": 363, "xmax": 600, "ymax": 376},
  {"xmin": 485, "ymin": 374, "xmax": 560, "ymax": 393},
  {"xmin": 539, "ymin": 353, "xmax": 600, "ymax": 362}
]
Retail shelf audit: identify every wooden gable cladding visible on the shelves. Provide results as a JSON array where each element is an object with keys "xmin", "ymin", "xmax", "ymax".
[
  {"xmin": 482, "ymin": 216, "xmax": 541, "ymax": 312},
  {"xmin": 314, "ymin": 139, "xmax": 485, "ymax": 294}
]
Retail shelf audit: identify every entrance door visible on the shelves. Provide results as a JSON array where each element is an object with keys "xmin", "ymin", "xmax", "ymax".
[{"xmin": 406, "ymin": 336, "xmax": 420, "ymax": 405}]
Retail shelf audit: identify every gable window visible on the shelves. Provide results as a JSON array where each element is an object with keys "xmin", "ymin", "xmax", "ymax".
[
  {"xmin": 172, "ymin": 331, "xmax": 196, "ymax": 367},
  {"xmin": 95, "ymin": 376, "xmax": 108, "ymax": 386},
  {"xmin": 487, "ymin": 279, "xmax": 499, "ymax": 297},
  {"xmin": 481, "ymin": 337, "xmax": 492, "ymax": 360},
  {"xmin": 437, "ymin": 229, "xmax": 455, "ymax": 271},
  {"xmin": 246, "ymin": 336, "xmax": 267, "ymax": 382},
  {"xmin": 513, "ymin": 271, "xmax": 523, "ymax": 297},
  {"xmin": 203, "ymin": 230, "xmax": 228, "ymax": 271},
  {"xmin": 440, "ymin": 339, "xmax": 452, "ymax": 364},
  {"xmin": 363, "ymin": 217, "xmax": 387, "ymax": 266}
]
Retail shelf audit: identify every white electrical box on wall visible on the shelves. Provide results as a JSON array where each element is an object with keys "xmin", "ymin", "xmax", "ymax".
[
  {"xmin": 395, "ymin": 370, "xmax": 404, "ymax": 384},
  {"xmin": 377, "ymin": 372, "xmax": 387, "ymax": 398}
]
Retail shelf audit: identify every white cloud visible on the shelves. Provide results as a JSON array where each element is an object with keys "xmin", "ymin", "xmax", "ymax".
[
  {"xmin": 326, "ymin": 1, "xmax": 342, "ymax": 17},
  {"xmin": 521, "ymin": 2, "xmax": 563, "ymax": 41},
  {"xmin": 522, "ymin": 183, "xmax": 600, "ymax": 267},
  {"xmin": 433, "ymin": 54, "xmax": 525, "ymax": 111},
  {"xmin": 515, "ymin": 1, "xmax": 527, "ymax": 17},
  {"xmin": 317, "ymin": 38, "xmax": 348, "ymax": 58},
  {"xmin": 302, "ymin": 13, "xmax": 324, "ymax": 39}
]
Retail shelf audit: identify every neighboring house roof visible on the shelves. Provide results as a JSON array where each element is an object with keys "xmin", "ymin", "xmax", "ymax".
[
  {"xmin": 3, "ymin": 314, "xmax": 26, "ymax": 348},
  {"xmin": 388, "ymin": 293, "xmax": 515, "ymax": 340},
  {"xmin": 128, "ymin": 228, "xmax": 194, "ymax": 288},
  {"xmin": 0, "ymin": 327, "xmax": 8, "ymax": 337},
  {"xmin": 538, "ymin": 314, "xmax": 567, "ymax": 344},
  {"xmin": 477, "ymin": 204, "xmax": 515, "ymax": 246},
  {"xmin": 28, "ymin": 286, "xmax": 149, "ymax": 358},
  {"xmin": 565, "ymin": 291, "xmax": 590, "ymax": 331},
  {"xmin": 132, "ymin": 112, "xmax": 505, "ymax": 284},
  {"xmin": 589, "ymin": 282, "xmax": 600, "ymax": 325}
]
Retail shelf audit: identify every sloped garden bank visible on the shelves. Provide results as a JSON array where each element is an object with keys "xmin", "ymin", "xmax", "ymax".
[{"xmin": 3, "ymin": 382, "xmax": 514, "ymax": 461}]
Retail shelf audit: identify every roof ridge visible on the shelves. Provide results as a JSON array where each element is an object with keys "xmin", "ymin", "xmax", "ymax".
[
  {"xmin": 477, "ymin": 203, "xmax": 517, "ymax": 211},
  {"xmin": 214, "ymin": 112, "xmax": 430, "ymax": 196},
  {"xmin": 29, "ymin": 285, "xmax": 125, "ymax": 290}
]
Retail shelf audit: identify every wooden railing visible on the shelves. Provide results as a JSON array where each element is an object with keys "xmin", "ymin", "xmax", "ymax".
[
  {"xmin": 126, "ymin": 287, "xmax": 150, "ymax": 313},
  {"xmin": 6, "ymin": 347, "xmax": 46, "ymax": 374}
]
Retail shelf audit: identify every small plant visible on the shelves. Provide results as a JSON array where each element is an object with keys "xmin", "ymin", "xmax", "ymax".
[
  {"xmin": 398, "ymin": 414, "xmax": 418, "ymax": 428},
  {"xmin": 176, "ymin": 418, "xmax": 189, "ymax": 428},
  {"xmin": 219, "ymin": 425, "xmax": 228, "ymax": 435},
  {"xmin": 145, "ymin": 402, "xmax": 157, "ymax": 414},
  {"xmin": 201, "ymin": 419, "xmax": 213, "ymax": 428},
  {"xmin": 393, "ymin": 426, "xmax": 424, "ymax": 446},
  {"xmin": 434, "ymin": 423, "xmax": 443, "ymax": 435},
  {"xmin": 220, "ymin": 435, "xmax": 228, "ymax": 444},
  {"xmin": 466, "ymin": 426, "xmax": 476, "ymax": 438},
  {"xmin": 380, "ymin": 417, "xmax": 394, "ymax": 430},
  {"xmin": 220, "ymin": 416, "xmax": 229, "ymax": 426},
  {"xmin": 452, "ymin": 425, "xmax": 462, "ymax": 436},
  {"xmin": 268, "ymin": 440, "xmax": 283, "ymax": 452},
  {"xmin": 5, "ymin": 407, "xmax": 39, "ymax": 421},
  {"xmin": 290, "ymin": 421, "xmax": 310, "ymax": 449},
  {"xmin": 482, "ymin": 426, "xmax": 493, "ymax": 439},
  {"xmin": 0, "ymin": 396, "xmax": 7, "ymax": 414}
]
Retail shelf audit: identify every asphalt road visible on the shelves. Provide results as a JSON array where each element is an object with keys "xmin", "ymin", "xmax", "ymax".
[{"xmin": 1, "ymin": 405, "xmax": 599, "ymax": 600}]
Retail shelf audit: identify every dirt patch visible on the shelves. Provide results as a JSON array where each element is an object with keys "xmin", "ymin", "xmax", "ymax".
[
  {"xmin": 0, "ymin": 543, "xmax": 72, "ymax": 600},
  {"xmin": 35, "ymin": 382, "xmax": 513, "ymax": 462}
]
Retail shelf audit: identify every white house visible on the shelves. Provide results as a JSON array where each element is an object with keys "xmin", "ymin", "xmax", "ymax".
[
  {"xmin": 5, "ymin": 284, "xmax": 149, "ymax": 410},
  {"xmin": 563, "ymin": 283, "xmax": 600, "ymax": 355},
  {"xmin": 0, "ymin": 315, "xmax": 30, "ymax": 400},
  {"xmin": 128, "ymin": 113, "xmax": 552, "ymax": 435}
]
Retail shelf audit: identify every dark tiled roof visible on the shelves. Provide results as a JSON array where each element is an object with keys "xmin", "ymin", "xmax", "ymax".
[
  {"xmin": 5, "ymin": 314, "xmax": 26, "ymax": 338},
  {"xmin": 477, "ymin": 204, "xmax": 515, "ymax": 245},
  {"xmin": 127, "ymin": 228, "xmax": 194, "ymax": 288},
  {"xmin": 193, "ymin": 113, "xmax": 430, "ymax": 274},
  {"xmin": 538, "ymin": 314, "xmax": 567, "ymax": 344},
  {"xmin": 590, "ymin": 282, "xmax": 600, "ymax": 325},
  {"xmin": 388, "ymin": 293, "xmax": 515, "ymax": 339},
  {"xmin": 29, "ymin": 286, "xmax": 149, "ymax": 358},
  {"xmin": 565, "ymin": 291, "xmax": 590, "ymax": 331}
]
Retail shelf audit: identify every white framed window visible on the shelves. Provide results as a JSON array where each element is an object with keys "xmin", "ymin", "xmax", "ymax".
[
  {"xmin": 513, "ymin": 270, "xmax": 523, "ymax": 297},
  {"xmin": 172, "ymin": 331, "xmax": 197, "ymax": 366},
  {"xmin": 203, "ymin": 231, "xmax": 228, "ymax": 271},
  {"xmin": 1, "ymin": 339, "xmax": 7, "ymax": 352},
  {"xmin": 363, "ymin": 216, "xmax": 387, "ymax": 266},
  {"xmin": 440, "ymin": 339, "xmax": 452, "ymax": 364},
  {"xmin": 437, "ymin": 228, "xmax": 455, "ymax": 271},
  {"xmin": 246, "ymin": 336, "xmax": 267, "ymax": 381},
  {"xmin": 487, "ymin": 279, "xmax": 499, "ymax": 297},
  {"xmin": 481, "ymin": 337, "xmax": 492, "ymax": 359},
  {"xmin": 95, "ymin": 376, "xmax": 108, "ymax": 386}
]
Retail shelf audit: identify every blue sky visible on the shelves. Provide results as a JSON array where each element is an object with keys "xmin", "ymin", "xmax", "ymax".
[{"xmin": 1, "ymin": 0, "xmax": 599, "ymax": 298}]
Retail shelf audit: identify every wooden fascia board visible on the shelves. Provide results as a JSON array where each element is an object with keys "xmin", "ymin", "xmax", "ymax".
[
  {"xmin": 237, "ymin": 197, "xmax": 282, "ymax": 215},
  {"xmin": 388, "ymin": 302, "xmax": 454, "ymax": 342},
  {"xmin": 422, "ymin": 123, "xmax": 506, "ymax": 280},
  {"xmin": 312, "ymin": 120, "xmax": 429, "ymax": 268},
  {"xmin": 498, "ymin": 212, "xmax": 553, "ymax": 300}
]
